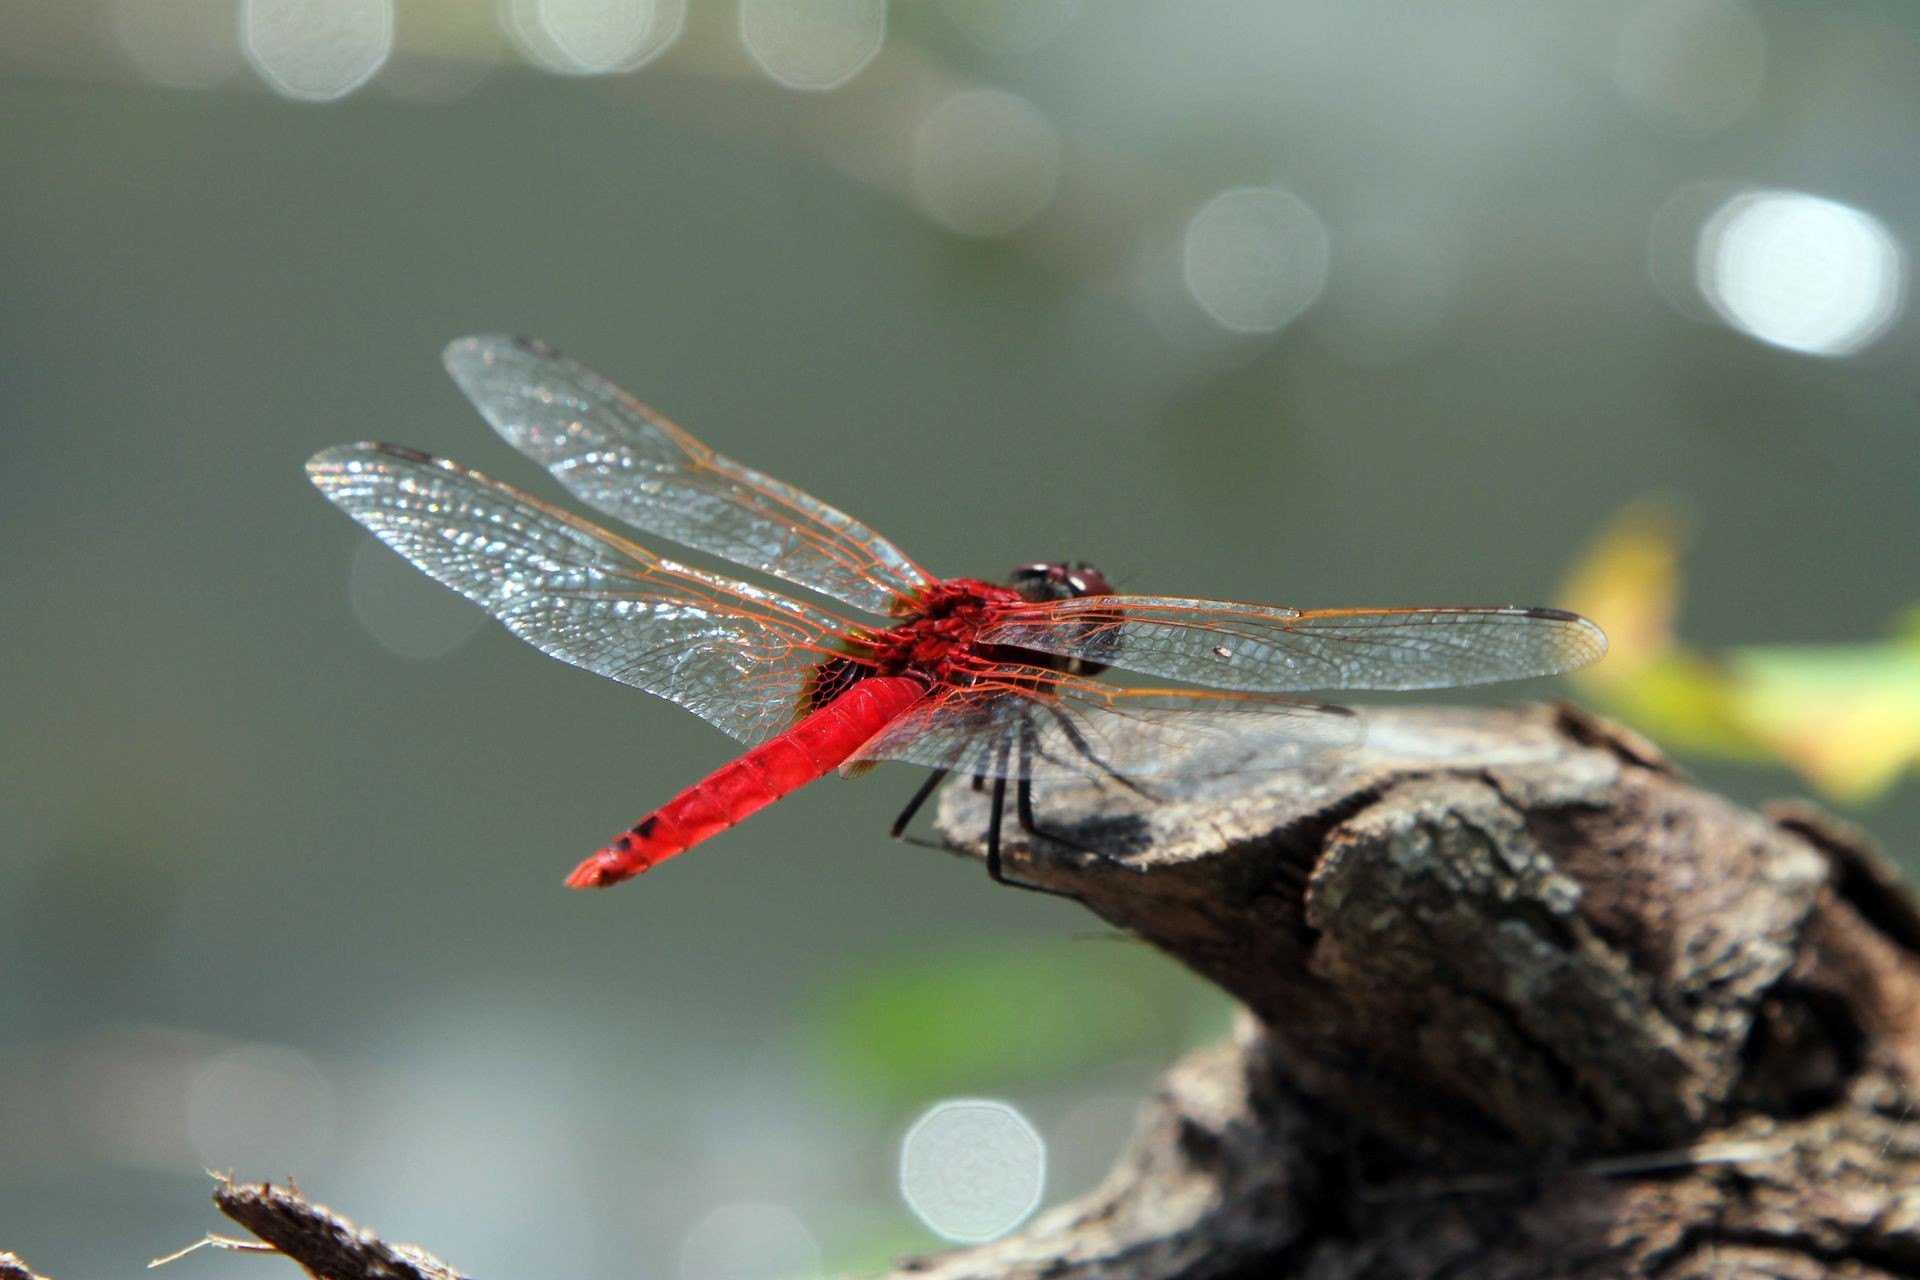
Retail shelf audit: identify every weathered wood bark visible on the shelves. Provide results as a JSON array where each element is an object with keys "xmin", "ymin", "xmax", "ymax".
[
  {"xmin": 142, "ymin": 704, "xmax": 1920, "ymax": 1280},
  {"xmin": 210, "ymin": 1179, "xmax": 470, "ymax": 1279},
  {"xmin": 149, "ymin": 1178, "xmax": 478, "ymax": 1280},
  {"xmin": 903, "ymin": 703, "xmax": 1920, "ymax": 1279},
  {"xmin": 0, "ymin": 1252, "xmax": 51, "ymax": 1280}
]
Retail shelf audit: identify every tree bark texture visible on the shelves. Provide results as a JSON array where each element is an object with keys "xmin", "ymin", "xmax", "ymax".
[
  {"xmin": 0, "ymin": 1253, "xmax": 50, "ymax": 1280},
  {"xmin": 907, "ymin": 704, "xmax": 1920, "ymax": 1279},
  {"xmin": 44, "ymin": 704, "xmax": 1915, "ymax": 1280}
]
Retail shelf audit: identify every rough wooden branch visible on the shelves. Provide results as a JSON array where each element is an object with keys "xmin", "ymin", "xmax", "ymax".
[
  {"xmin": 153, "ymin": 705, "xmax": 1919, "ymax": 1280},
  {"xmin": 903, "ymin": 703, "xmax": 1920, "ymax": 1279},
  {"xmin": 198, "ymin": 1177, "xmax": 473, "ymax": 1280}
]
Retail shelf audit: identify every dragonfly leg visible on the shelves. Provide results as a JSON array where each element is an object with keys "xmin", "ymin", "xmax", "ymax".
[
  {"xmin": 973, "ymin": 730, "xmax": 1084, "ymax": 901},
  {"xmin": 1014, "ymin": 721, "xmax": 1131, "ymax": 867},
  {"xmin": 1016, "ymin": 724, "xmax": 1040, "ymax": 833},
  {"xmin": 890, "ymin": 767, "xmax": 950, "ymax": 839},
  {"xmin": 886, "ymin": 737, "xmax": 1081, "ymax": 899},
  {"xmin": 1041, "ymin": 702, "xmax": 1159, "ymax": 802},
  {"xmin": 1016, "ymin": 777, "xmax": 1124, "ymax": 863},
  {"xmin": 889, "ymin": 760, "xmax": 997, "ymax": 857},
  {"xmin": 986, "ymin": 772, "xmax": 1008, "ymax": 884}
]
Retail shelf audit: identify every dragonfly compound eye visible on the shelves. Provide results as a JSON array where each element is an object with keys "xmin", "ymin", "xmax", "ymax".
[
  {"xmin": 1066, "ymin": 562, "xmax": 1114, "ymax": 598},
  {"xmin": 1009, "ymin": 561, "xmax": 1111, "ymax": 603}
]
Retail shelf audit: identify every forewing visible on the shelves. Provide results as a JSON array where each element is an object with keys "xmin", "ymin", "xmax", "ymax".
[
  {"xmin": 442, "ymin": 335, "xmax": 935, "ymax": 616},
  {"xmin": 844, "ymin": 671, "xmax": 1363, "ymax": 783},
  {"xmin": 307, "ymin": 443, "xmax": 858, "ymax": 746},
  {"xmin": 979, "ymin": 598, "xmax": 1607, "ymax": 693}
]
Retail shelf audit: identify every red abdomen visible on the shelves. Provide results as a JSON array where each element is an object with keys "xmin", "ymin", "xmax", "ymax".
[{"xmin": 566, "ymin": 675, "xmax": 928, "ymax": 888}]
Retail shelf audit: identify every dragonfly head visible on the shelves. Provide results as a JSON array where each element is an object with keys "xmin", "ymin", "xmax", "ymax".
[
  {"xmin": 1007, "ymin": 561, "xmax": 1117, "ymax": 677},
  {"xmin": 1008, "ymin": 561, "xmax": 1114, "ymax": 603}
]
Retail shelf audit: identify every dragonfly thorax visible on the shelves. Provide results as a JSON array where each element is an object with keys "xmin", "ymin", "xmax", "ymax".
[{"xmin": 861, "ymin": 578, "xmax": 1025, "ymax": 687}]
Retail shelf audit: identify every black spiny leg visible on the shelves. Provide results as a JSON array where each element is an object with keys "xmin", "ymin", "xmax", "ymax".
[
  {"xmin": 889, "ymin": 767, "xmax": 949, "ymax": 841},
  {"xmin": 986, "ymin": 773, "xmax": 1008, "ymax": 885},
  {"xmin": 1016, "ymin": 721, "xmax": 1039, "ymax": 833},
  {"xmin": 984, "ymin": 732, "xmax": 1012, "ymax": 886},
  {"xmin": 1014, "ymin": 718, "xmax": 1119, "ymax": 866},
  {"xmin": 1044, "ymin": 703, "xmax": 1158, "ymax": 802},
  {"xmin": 982, "ymin": 729, "xmax": 1086, "ymax": 901},
  {"xmin": 886, "ymin": 738, "xmax": 1084, "ymax": 900}
]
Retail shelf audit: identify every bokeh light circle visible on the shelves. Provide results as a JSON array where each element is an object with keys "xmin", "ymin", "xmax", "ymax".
[
  {"xmin": 503, "ymin": 0, "xmax": 684, "ymax": 75},
  {"xmin": 112, "ymin": 0, "xmax": 244, "ymax": 89},
  {"xmin": 899, "ymin": 1099, "xmax": 1045, "ymax": 1243},
  {"xmin": 1647, "ymin": 180, "xmax": 1746, "ymax": 322},
  {"xmin": 1182, "ymin": 187, "xmax": 1331, "ymax": 334},
  {"xmin": 185, "ymin": 1044, "xmax": 334, "ymax": 1171},
  {"xmin": 242, "ymin": 0, "xmax": 394, "ymax": 101},
  {"xmin": 739, "ymin": 0, "xmax": 885, "ymax": 91},
  {"xmin": 912, "ymin": 90, "xmax": 1061, "ymax": 238},
  {"xmin": 1695, "ymin": 189, "xmax": 1905, "ymax": 357},
  {"xmin": 677, "ymin": 1202, "xmax": 823, "ymax": 1280}
]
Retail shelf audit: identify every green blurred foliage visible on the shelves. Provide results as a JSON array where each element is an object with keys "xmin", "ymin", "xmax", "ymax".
[{"xmin": 805, "ymin": 936, "xmax": 1232, "ymax": 1106}]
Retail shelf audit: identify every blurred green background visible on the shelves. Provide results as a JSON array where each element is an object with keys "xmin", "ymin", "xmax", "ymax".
[{"xmin": 3, "ymin": 1, "xmax": 1917, "ymax": 1275}]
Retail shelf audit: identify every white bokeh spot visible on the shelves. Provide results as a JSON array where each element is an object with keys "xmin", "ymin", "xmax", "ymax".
[
  {"xmin": 739, "ymin": 0, "xmax": 885, "ymax": 91},
  {"xmin": 112, "ymin": 0, "xmax": 244, "ymax": 89},
  {"xmin": 678, "ymin": 1202, "xmax": 824, "ymax": 1280},
  {"xmin": 243, "ymin": 0, "xmax": 394, "ymax": 100},
  {"xmin": 1182, "ymin": 187, "xmax": 1331, "ymax": 334},
  {"xmin": 912, "ymin": 90, "xmax": 1061, "ymax": 238},
  {"xmin": 504, "ymin": 0, "xmax": 683, "ymax": 74},
  {"xmin": 899, "ymin": 1099, "xmax": 1045, "ymax": 1243},
  {"xmin": 1696, "ymin": 189, "xmax": 1905, "ymax": 357},
  {"xmin": 186, "ymin": 1044, "xmax": 335, "ymax": 1171}
]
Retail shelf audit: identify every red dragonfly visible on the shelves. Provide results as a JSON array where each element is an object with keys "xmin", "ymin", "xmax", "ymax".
[{"xmin": 308, "ymin": 336, "xmax": 1606, "ymax": 894}]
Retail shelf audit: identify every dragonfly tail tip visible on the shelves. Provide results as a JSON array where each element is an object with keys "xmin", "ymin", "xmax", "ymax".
[{"xmin": 564, "ymin": 854, "xmax": 630, "ymax": 889}]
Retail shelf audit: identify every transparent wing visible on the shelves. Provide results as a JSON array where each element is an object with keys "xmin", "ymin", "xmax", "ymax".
[
  {"xmin": 979, "ymin": 598, "xmax": 1607, "ymax": 693},
  {"xmin": 844, "ymin": 668, "xmax": 1364, "ymax": 783},
  {"xmin": 307, "ymin": 443, "xmax": 863, "ymax": 746},
  {"xmin": 442, "ymin": 335, "xmax": 935, "ymax": 616}
]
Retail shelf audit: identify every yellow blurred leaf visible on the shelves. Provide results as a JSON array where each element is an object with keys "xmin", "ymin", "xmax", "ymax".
[
  {"xmin": 1585, "ymin": 651, "xmax": 1770, "ymax": 761},
  {"xmin": 1727, "ymin": 645, "xmax": 1920, "ymax": 802},
  {"xmin": 1557, "ymin": 498, "xmax": 1687, "ymax": 684},
  {"xmin": 1559, "ymin": 497, "xmax": 1920, "ymax": 802}
]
